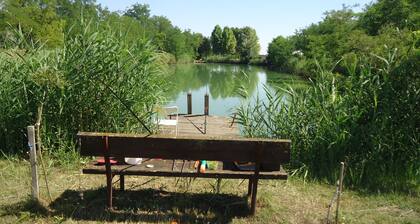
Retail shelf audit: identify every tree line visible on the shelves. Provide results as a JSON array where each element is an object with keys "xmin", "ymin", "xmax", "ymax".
[
  {"xmin": 198, "ymin": 25, "xmax": 261, "ymax": 63},
  {"xmin": 0, "ymin": 0, "xmax": 203, "ymax": 62},
  {"xmin": 0, "ymin": 1, "xmax": 263, "ymax": 64},
  {"xmin": 266, "ymin": 0, "xmax": 419, "ymax": 78}
]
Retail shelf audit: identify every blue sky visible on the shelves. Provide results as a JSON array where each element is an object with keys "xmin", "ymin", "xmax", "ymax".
[{"xmin": 97, "ymin": 0, "xmax": 373, "ymax": 54}]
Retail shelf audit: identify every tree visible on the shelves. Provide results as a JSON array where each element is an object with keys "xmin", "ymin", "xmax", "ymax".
[
  {"xmin": 211, "ymin": 25, "xmax": 223, "ymax": 54},
  {"xmin": 183, "ymin": 31, "xmax": 203, "ymax": 58},
  {"xmin": 222, "ymin": 26, "xmax": 236, "ymax": 55},
  {"xmin": 267, "ymin": 36, "xmax": 293, "ymax": 69},
  {"xmin": 1, "ymin": 0, "xmax": 65, "ymax": 48},
  {"xmin": 0, "ymin": 0, "xmax": 206, "ymax": 60},
  {"xmin": 291, "ymin": 6, "xmax": 358, "ymax": 62},
  {"xmin": 359, "ymin": 0, "xmax": 419, "ymax": 35},
  {"xmin": 165, "ymin": 27, "xmax": 187, "ymax": 59},
  {"xmin": 124, "ymin": 3, "xmax": 150, "ymax": 22},
  {"xmin": 198, "ymin": 37, "xmax": 211, "ymax": 58},
  {"xmin": 235, "ymin": 27, "xmax": 260, "ymax": 63}
]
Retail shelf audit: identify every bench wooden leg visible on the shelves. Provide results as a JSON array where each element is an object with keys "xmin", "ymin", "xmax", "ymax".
[
  {"xmin": 120, "ymin": 175, "xmax": 125, "ymax": 191},
  {"xmin": 250, "ymin": 177, "xmax": 259, "ymax": 215},
  {"xmin": 105, "ymin": 156, "xmax": 113, "ymax": 209},
  {"xmin": 247, "ymin": 178, "xmax": 253, "ymax": 197},
  {"xmin": 251, "ymin": 150, "xmax": 262, "ymax": 216}
]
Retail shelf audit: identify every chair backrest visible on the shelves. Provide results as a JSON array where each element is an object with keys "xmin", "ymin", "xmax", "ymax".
[
  {"xmin": 78, "ymin": 132, "xmax": 290, "ymax": 164},
  {"xmin": 163, "ymin": 106, "xmax": 178, "ymax": 115},
  {"xmin": 156, "ymin": 106, "xmax": 178, "ymax": 119}
]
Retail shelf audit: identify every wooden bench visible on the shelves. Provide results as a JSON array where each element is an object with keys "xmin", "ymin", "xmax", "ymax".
[{"xmin": 77, "ymin": 132, "xmax": 291, "ymax": 215}]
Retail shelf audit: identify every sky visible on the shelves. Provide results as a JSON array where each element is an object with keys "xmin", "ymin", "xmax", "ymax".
[{"xmin": 96, "ymin": 0, "xmax": 373, "ymax": 54}]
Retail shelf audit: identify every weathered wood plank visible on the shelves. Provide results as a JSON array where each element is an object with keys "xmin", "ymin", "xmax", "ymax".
[
  {"xmin": 83, "ymin": 168, "xmax": 288, "ymax": 179},
  {"xmin": 82, "ymin": 160, "xmax": 288, "ymax": 180},
  {"xmin": 78, "ymin": 132, "xmax": 291, "ymax": 163},
  {"xmin": 160, "ymin": 115, "xmax": 239, "ymax": 137}
]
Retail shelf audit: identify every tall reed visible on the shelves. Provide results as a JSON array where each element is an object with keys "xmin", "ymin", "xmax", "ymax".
[
  {"xmin": 0, "ymin": 24, "xmax": 166, "ymax": 155},
  {"xmin": 236, "ymin": 49, "xmax": 419, "ymax": 192}
]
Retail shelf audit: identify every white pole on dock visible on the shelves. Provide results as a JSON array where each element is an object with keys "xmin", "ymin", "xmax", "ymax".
[{"xmin": 27, "ymin": 125, "xmax": 39, "ymax": 200}]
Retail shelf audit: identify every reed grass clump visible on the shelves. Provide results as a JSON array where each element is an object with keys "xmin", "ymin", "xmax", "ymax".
[
  {"xmin": 0, "ymin": 25, "xmax": 165, "ymax": 155},
  {"xmin": 236, "ymin": 49, "xmax": 419, "ymax": 192}
]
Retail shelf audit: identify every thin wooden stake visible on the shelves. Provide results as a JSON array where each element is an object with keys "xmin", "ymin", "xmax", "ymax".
[
  {"xmin": 336, "ymin": 162, "xmax": 345, "ymax": 224},
  {"xmin": 27, "ymin": 126, "xmax": 39, "ymax": 200},
  {"xmin": 36, "ymin": 101, "xmax": 53, "ymax": 202}
]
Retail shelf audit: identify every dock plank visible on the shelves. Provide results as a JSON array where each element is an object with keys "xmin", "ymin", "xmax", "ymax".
[{"xmin": 160, "ymin": 115, "xmax": 239, "ymax": 137}]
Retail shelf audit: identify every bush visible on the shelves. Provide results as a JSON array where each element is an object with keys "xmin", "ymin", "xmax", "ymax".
[
  {"xmin": 205, "ymin": 54, "xmax": 264, "ymax": 65},
  {"xmin": 266, "ymin": 36, "xmax": 293, "ymax": 69},
  {"xmin": 176, "ymin": 53, "xmax": 195, "ymax": 64}
]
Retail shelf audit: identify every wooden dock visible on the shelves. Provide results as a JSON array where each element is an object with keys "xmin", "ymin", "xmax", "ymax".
[{"xmin": 160, "ymin": 115, "xmax": 240, "ymax": 138}]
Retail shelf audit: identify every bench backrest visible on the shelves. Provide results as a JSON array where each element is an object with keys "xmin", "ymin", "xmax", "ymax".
[{"xmin": 77, "ymin": 132, "xmax": 290, "ymax": 164}]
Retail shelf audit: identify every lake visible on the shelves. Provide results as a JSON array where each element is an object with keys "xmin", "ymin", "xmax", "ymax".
[{"xmin": 164, "ymin": 63, "xmax": 305, "ymax": 116}]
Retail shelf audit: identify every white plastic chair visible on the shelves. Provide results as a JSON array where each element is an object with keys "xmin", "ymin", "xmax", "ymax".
[{"xmin": 155, "ymin": 106, "xmax": 178, "ymax": 136}]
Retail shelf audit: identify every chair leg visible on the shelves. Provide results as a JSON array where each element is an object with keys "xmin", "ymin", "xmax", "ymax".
[
  {"xmin": 120, "ymin": 175, "xmax": 125, "ymax": 191},
  {"xmin": 171, "ymin": 160, "xmax": 176, "ymax": 171},
  {"xmin": 216, "ymin": 178, "xmax": 222, "ymax": 193}
]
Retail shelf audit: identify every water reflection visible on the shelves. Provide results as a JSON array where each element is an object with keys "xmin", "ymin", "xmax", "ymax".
[{"xmin": 164, "ymin": 63, "xmax": 304, "ymax": 116}]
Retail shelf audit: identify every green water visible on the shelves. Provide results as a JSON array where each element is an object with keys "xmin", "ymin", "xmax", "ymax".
[{"xmin": 164, "ymin": 63, "xmax": 305, "ymax": 116}]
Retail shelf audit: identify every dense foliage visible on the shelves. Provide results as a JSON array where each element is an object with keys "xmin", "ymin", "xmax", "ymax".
[
  {"xmin": 240, "ymin": 0, "xmax": 419, "ymax": 192},
  {"xmin": 222, "ymin": 27, "xmax": 237, "ymax": 55},
  {"xmin": 266, "ymin": 36, "xmax": 293, "ymax": 71},
  {"xmin": 210, "ymin": 25, "xmax": 223, "ymax": 55},
  {"xmin": 238, "ymin": 49, "xmax": 419, "ymax": 192},
  {"xmin": 0, "ymin": 25, "xmax": 165, "ymax": 155},
  {"xmin": 0, "ymin": 0, "xmax": 203, "ymax": 62},
  {"xmin": 207, "ymin": 25, "xmax": 261, "ymax": 63},
  {"xmin": 267, "ymin": 0, "xmax": 419, "ymax": 77}
]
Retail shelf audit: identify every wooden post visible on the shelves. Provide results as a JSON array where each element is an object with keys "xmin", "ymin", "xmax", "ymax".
[
  {"xmin": 204, "ymin": 112, "xmax": 207, "ymax": 134},
  {"xmin": 336, "ymin": 162, "xmax": 345, "ymax": 224},
  {"xmin": 204, "ymin": 93, "xmax": 209, "ymax": 115},
  {"xmin": 104, "ymin": 137, "xmax": 113, "ymax": 209},
  {"xmin": 27, "ymin": 126, "xmax": 39, "ymax": 200},
  {"xmin": 187, "ymin": 92, "xmax": 192, "ymax": 115}
]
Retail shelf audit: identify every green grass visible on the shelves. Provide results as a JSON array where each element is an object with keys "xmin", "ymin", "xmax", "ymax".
[{"xmin": 1, "ymin": 157, "xmax": 418, "ymax": 223}]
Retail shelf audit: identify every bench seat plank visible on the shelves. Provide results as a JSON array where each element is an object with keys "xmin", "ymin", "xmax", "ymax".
[{"xmin": 82, "ymin": 159, "xmax": 288, "ymax": 180}]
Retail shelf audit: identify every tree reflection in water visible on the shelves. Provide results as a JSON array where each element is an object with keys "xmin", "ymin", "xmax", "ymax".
[{"xmin": 164, "ymin": 63, "xmax": 305, "ymax": 115}]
